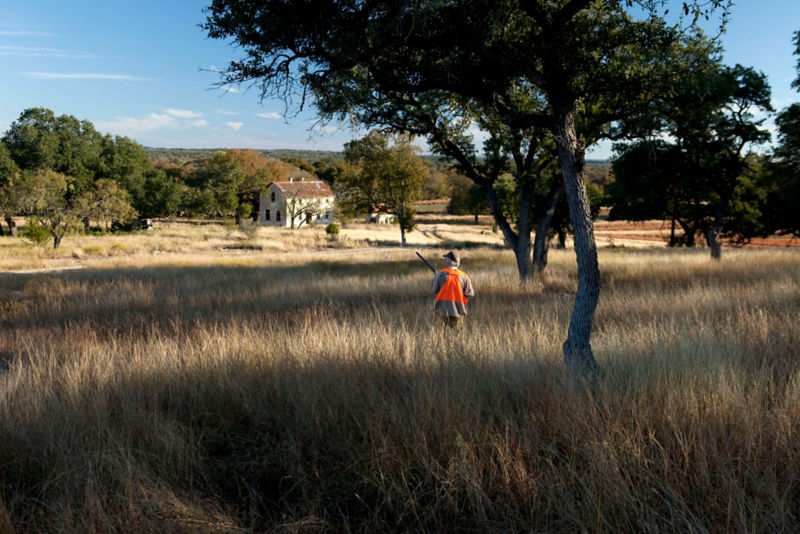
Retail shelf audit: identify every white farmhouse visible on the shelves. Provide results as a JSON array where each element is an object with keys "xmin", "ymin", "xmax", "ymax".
[{"xmin": 258, "ymin": 178, "xmax": 335, "ymax": 228}]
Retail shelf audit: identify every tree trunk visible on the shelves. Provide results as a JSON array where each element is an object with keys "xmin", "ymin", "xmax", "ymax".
[
  {"xmin": 0, "ymin": 222, "xmax": 4, "ymax": 237},
  {"xmin": 399, "ymin": 204, "xmax": 407, "ymax": 246},
  {"xmin": 704, "ymin": 199, "xmax": 729, "ymax": 260},
  {"xmin": 677, "ymin": 219, "xmax": 695, "ymax": 246},
  {"xmin": 515, "ymin": 181, "xmax": 534, "ymax": 282},
  {"xmin": 704, "ymin": 218, "xmax": 724, "ymax": 260},
  {"xmin": 553, "ymin": 106, "xmax": 599, "ymax": 379},
  {"xmin": 53, "ymin": 234, "xmax": 62, "ymax": 249},
  {"xmin": 557, "ymin": 229, "xmax": 567, "ymax": 249},
  {"xmin": 533, "ymin": 182, "xmax": 562, "ymax": 273},
  {"xmin": 5, "ymin": 217, "xmax": 18, "ymax": 237},
  {"xmin": 483, "ymin": 183, "xmax": 532, "ymax": 281},
  {"xmin": 669, "ymin": 183, "xmax": 679, "ymax": 246}
]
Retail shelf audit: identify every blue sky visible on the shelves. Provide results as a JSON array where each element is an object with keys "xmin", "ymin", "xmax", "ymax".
[{"xmin": 1, "ymin": 1, "xmax": 799, "ymax": 159}]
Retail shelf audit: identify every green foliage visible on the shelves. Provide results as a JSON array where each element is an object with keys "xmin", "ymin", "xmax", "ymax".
[
  {"xmin": 198, "ymin": 151, "xmax": 244, "ymax": 217},
  {"xmin": 181, "ymin": 188, "xmax": 217, "ymax": 218},
  {"xmin": 340, "ymin": 131, "xmax": 426, "ymax": 245},
  {"xmin": 775, "ymin": 103, "xmax": 800, "ymax": 169},
  {"xmin": 765, "ymin": 30, "xmax": 800, "ymax": 237},
  {"xmin": 420, "ymin": 163, "xmax": 456, "ymax": 200},
  {"xmin": 15, "ymin": 169, "xmax": 81, "ymax": 248},
  {"xmin": 2, "ymin": 108, "xmax": 105, "ymax": 195},
  {"xmin": 400, "ymin": 206, "xmax": 415, "ymax": 234},
  {"xmin": 21, "ymin": 216, "xmax": 51, "ymax": 246},
  {"xmin": 325, "ymin": 222, "xmax": 340, "ymax": 236},
  {"xmin": 281, "ymin": 156, "xmax": 315, "ymax": 174},
  {"xmin": 73, "ymin": 179, "xmax": 138, "ymax": 231},
  {"xmin": 139, "ymin": 169, "xmax": 182, "ymax": 218},
  {"xmin": 0, "ymin": 143, "xmax": 22, "ymax": 230},
  {"xmin": 2, "ymin": 108, "xmax": 175, "ymax": 219},
  {"xmin": 609, "ymin": 41, "xmax": 773, "ymax": 251},
  {"xmin": 447, "ymin": 176, "xmax": 490, "ymax": 217},
  {"xmin": 314, "ymin": 157, "xmax": 348, "ymax": 189}
]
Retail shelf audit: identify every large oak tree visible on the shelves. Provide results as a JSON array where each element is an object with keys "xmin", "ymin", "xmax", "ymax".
[
  {"xmin": 609, "ymin": 52, "xmax": 773, "ymax": 259},
  {"xmin": 204, "ymin": 0, "xmax": 729, "ymax": 377}
]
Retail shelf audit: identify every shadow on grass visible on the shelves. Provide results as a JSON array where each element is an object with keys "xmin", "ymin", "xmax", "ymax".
[
  {"xmin": 2, "ymin": 334, "xmax": 587, "ymax": 531},
  {"xmin": 4, "ymin": 328, "xmax": 799, "ymax": 532}
]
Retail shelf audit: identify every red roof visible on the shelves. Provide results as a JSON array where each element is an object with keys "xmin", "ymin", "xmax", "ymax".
[{"xmin": 272, "ymin": 180, "xmax": 334, "ymax": 198}]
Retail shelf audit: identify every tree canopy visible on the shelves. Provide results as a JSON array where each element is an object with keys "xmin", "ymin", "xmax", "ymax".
[
  {"xmin": 204, "ymin": 0, "xmax": 732, "ymax": 376},
  {"xmin": 764, "ymin": 30, "xmax": 800, "ymax": 237},
  {"xmin": 339, "ymin": 131, "xmax": 426, "ymax": 246},
  {"xmin": 609, "ymin": 46, "xmax": 773, "ymax": 258}
]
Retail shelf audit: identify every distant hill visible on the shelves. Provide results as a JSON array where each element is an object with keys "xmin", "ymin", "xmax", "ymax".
[
  {"xmin": 143, "ymin": 147, "xmax": 345, "ymax": 163},
  {"xmin": 143, "ymin": 147, "xmax": 610, "ymax": 181}
]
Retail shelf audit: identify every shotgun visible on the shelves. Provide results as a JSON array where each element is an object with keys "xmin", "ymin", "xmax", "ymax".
[{"xmin": 416, "ymin": 251, "xmax": 436, "ymax": 273}]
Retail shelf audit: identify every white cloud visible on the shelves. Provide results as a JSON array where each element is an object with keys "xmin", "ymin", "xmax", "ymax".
[
  {"xmin": 221, "ymin": 86, "xmax": 240, "ymax": 94},
  {"xmin": 312, "ymin": 124, "xmax": 341, "ymax": 134},
  {"xmin": 166, "ymin": 108, "xmax": 202, "ymax": 119},
  {"xmin": 26, "ymin": 72, "xmax": 150, "ymax": 81},
  {"xmin": 225, "ymin": 122, "xmax": 244, "ymax": 131},
  {"xmin": 0, "ymin": 46, "xmax": 95, "ymax": 58},
  {"xmin": 96, "ymin": 113, "xmax": 177, "ymax": 135},
  {"xmin": 216, "ymin": 110, "xmax": 239, "ymax": 116},
  {"xmin": 257, "ymin": 112, "xmax": 283, "ymax": 119},
  {"xmin": 194, "ymin": 120, "xmax": 208, "ymax": 127}
]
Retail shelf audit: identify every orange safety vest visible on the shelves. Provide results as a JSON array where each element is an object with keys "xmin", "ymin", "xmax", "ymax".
[{"xmin": 435, "ymin": 268, "xmax": 468, "ymax": 305}]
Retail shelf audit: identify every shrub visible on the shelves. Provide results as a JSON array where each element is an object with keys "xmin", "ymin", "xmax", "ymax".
[
  {"xmin": 325, "ymin": 222, "xmax": 340, "ymax": 236},
  {"xmin": 22, "ymin": 217, "xmax": 51, "ymax": 246}
]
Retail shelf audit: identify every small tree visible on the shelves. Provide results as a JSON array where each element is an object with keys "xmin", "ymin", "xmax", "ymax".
[
  {"xmin": 609, "ymin": 52, "xmax": 773, "ymax": 259},
  {"xmin": 73, "ymin": 178, "xmax": 137, "ymax": 231},
  {"xmin": 19, "ymin": 169, "xmax": 80, "ymax": 249},
  {"xmin": 0, "ymin": 142, "xmax": 21, "ymax": 236},
  {"xmin": 197, "ymin": 151, "xmax": 243, "ymax": 220},
  {"xmin": 764, "ymin": 30, "xmax": 800, "ymax": 237},
  {"xmin": 339, "ymin": 131, "xmax": 426, "ymax": 246},
  {"xmin": 21, "ymin": 216, "xmax": 51, "ymax": 246},
  {"xmin": 447, "ymin": 177, "xmax": 490, "ymax": 223}
]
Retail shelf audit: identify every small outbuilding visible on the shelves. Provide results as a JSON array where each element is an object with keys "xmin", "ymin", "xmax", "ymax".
[{"xmin": 365, "ymin": 205, "xmax": 396, "ymax": 224}]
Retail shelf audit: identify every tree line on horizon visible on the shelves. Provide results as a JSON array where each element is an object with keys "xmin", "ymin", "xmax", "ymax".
[{"xmin": 0, "ymin": 106, "xmax": 610, "ymax": 247}]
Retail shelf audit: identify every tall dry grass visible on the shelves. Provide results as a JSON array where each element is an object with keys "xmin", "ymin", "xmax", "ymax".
[{"xmin": 1, "ymin": 246, "xmax": 799, "ymax": 532}]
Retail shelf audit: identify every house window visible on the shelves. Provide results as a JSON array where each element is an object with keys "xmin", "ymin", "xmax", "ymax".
[
  {"xmin": 265, "ymin": 209, "xmax": 270, "ymax": 221},
  {"xmin": 276, "ymin": 210, "xmax": 281, "ymax": 222},
  {"xmin": 271, "ymin": 192, "xmax": 276, "ymax": 202},
  {"xmin": 306, "ymin": 213, "xmax": 312, "ymax": 224}
]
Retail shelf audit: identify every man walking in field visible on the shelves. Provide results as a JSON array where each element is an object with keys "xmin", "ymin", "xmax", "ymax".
[{"xmin": 431, "ymin": 250, "xmax": 474, "ymax": 330}]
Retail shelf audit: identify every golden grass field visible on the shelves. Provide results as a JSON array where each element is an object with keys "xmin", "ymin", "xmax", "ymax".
[{"xmin": 1, "ymin": 219, "xmax": 799, "ymax": 532}]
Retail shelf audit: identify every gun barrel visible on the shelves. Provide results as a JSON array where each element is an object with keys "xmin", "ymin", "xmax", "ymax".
[{"xmin": 416, "ymin": 251, "xmax": 436, "ymax": 273}]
